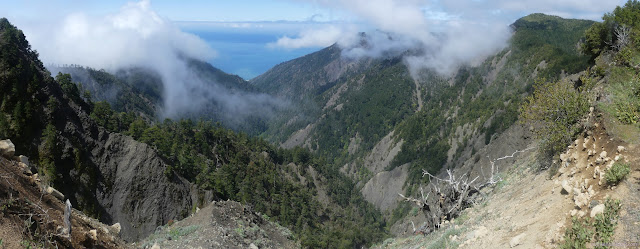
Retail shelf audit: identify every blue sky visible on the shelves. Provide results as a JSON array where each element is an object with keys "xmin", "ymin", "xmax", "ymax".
[
  {"xmin": 0, "ymin": 0, "xmax": 628, "ymax": 79},
  {"xmin": 1, "ymin": 0, "xmax": 330, "ymax": 22},
  {"xmin": 1, "ymin": 0, "xmax": 625, "ymax": 22}
]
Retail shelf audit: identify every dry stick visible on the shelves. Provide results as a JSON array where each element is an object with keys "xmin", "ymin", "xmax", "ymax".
[
  {"xmin": 483, "ymin": 147, "xmax": 535, "ymax": 185},
  {"xmin": 399, "ymin": 146, "xmax": 535, "ymax": 234}
]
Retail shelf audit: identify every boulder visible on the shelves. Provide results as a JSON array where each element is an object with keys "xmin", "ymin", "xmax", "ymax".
[
  {"xmin": 29, "ymin": 173, "xmax": 40, "ymax": 186},
  {"xmin": 46, "ymin": 186, "xmax": 65, "ymax": 201},
  {"xmin": 0, "ymin": 139, "xmax": 15, "ymax": 158},
  {"xmin": 561, "ymin": 180, "xmax": 571, "ymax": 195},
  {"xmin": 590, "ymin": 204, "xmax": 605, "ymax": 218},
  {"xmin": 617, "ymin": 146, "xmax": 626, "ymax": 153},
  {"xmin": 87, "ymin": 229, "xmax": 98, "ymax": 241},
  {"xmin": 574, "ymin": 192, "xmax": 590, "ymax": 209},
  {"xmin": 110, "ymin": 223, "xmax": 121, "ymax": 235},
  {"xmin": 18, "ymin": 155, "xmax": 29, "ymax": 166},
  {"xmin": 595, "ymin": 158, "xmax": 603, "ymax": 165},
  {"xmin": 509, "ymin": 233, "xmax": 526, "ymax": 248},
  {"xmin": 599, "ymin": 151, "xmax": 607, "ymax": 159}
]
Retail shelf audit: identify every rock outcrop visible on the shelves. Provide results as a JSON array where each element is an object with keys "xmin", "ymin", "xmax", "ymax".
[
  {"xmin": 361, "ymin": 163, "xmax": 409, "ymax": 212},
  {"xmin": 0, "ymin": 139, "xmax": 15, "ymax": 158},
  {"xmin": 90, "ymin": 133, "xmax": 200, "ymax": 241}
]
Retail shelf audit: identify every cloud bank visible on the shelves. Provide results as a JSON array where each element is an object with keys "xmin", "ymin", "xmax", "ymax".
[
  {"xmin": 268, "ymin": 25, "xmax": 353, "ymax": 49},
  {"xmin": 275, "ymin": 0, "xmax": 624, "ymax": 76},
  {"xmin": 22, "ymin": 0, "xmax": 285, "ymax": 122}
]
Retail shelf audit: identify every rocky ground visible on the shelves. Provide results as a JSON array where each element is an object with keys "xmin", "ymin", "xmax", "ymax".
[
  {"xmin": 0, "ymin": 140, "xmax": 128, "ymax": 249},
  {"xmin": 374, "ymin": 120, "xmax": 640, "ymax": 249},
  {"xmin": 135, "ymin": 200, "xmax": 299, "ymax": 249}
]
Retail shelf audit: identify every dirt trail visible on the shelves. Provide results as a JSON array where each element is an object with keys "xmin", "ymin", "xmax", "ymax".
[
  {"xmin": 375, "ymin": 122, "xmax": 640, "ymax": 248},
  {"xmin": 458, "ymin": 125, "xmax": 638, "ymax": 248}
]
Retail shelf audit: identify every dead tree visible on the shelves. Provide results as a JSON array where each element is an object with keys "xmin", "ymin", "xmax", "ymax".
[
  {"xmin": 613, "ymin": 24, "xmax": 631, "ymax": 51},
  {"xmin": 399, "ymin": 147, "xmax": 533, "ymax": 235},
  {"xmin": 64, "ymin": 199, "xmax": 72, "ymax": 237}
]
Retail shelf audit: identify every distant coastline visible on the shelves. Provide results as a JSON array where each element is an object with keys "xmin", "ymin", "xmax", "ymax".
[{"xmin": 186, "ymin": 28, "xmax": 320, "ymax": 80}]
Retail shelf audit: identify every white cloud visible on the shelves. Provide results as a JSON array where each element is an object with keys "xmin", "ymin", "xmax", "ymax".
[
  {"xmin": 285, "ymin": 0, "xmax": 511, "ymax": 76},
  {"xmin": 284, "ymin": 0, "xmax": 622, "ymax": 76},
  {"xmin": 22, "ymin": 0, "xmax": 285, "ymax": 121},
  {"xmin": 269, "ymin": 25, "xmax": 356, "ymax": 49}
]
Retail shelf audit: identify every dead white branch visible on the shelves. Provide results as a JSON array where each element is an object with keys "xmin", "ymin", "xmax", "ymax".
[
  {"xmin": 400, "ymin": 146, "xmax": 535, "ymax": 236},
  {"xmin": 613, "ymin": 24, "xmax": 631, "ymax": 51},
  {"xmin": 483, "ymin": 147, "xmax": 535, "ymax": 185}
]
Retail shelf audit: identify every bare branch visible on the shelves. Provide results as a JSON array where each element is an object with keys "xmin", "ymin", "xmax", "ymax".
[{"xmin": 613, "ymin": 24, "xmax": 631, "ymax": 51}]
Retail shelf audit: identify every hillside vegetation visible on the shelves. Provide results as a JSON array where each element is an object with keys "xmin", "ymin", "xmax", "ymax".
[
  {"xmin": 250, "ymin": 12, "xmax": 597, "ymax": 227},
  {"xmin": 0, "ymin": 18, "xmax": 388, "ymax": 248}
]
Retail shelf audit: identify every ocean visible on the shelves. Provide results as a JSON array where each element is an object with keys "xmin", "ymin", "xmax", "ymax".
[{"xmin": 184, "ymin": 25, "xmax": 322, "ymax": 80}]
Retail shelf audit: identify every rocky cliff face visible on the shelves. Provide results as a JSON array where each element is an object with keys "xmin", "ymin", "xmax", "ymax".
[
  {"xmin": 0, "ymin": 18, "xmax": 203, "ymax": 242},
  {"xmin": 90, "ymin": 133, "xmax": 202, "ymax": 241},
  {"xmin": 48, "ymin": 84, "xmax": 204, "ymax": 242}
]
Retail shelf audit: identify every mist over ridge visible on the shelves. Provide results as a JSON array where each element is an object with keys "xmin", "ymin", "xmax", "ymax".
[{"xmin": 20, "ymin": 0, "xmax": 289, "ymax": 125}]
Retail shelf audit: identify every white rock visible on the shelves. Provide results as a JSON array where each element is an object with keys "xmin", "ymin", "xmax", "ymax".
[
  {"xmin": 578, "ymin": 211, "xmax": 586, "ymax": 217},
  {"xmin": 46, "ymin": 186, "xmax": 65, "ymax": 200},
  {"xmin": 151, "ymin": 243, "xmax": 161, "ymax": 249},
  {"xmin": 590, "ymin": 204, "xmax": 605, "ymax": 218},
  {"xmin": 574, "ymin": 193, "xmax": 590, "ymax": 209},
  {"xmin": 615, "ymin": 155, "xmax": 621, "ymax": 161},
  {"xmin": 595, "ymin": 158, "xmax": 603, "ymax": 165},
  {"xmin": 111, "ymin": 223, "xmax": 121, "ymax": 235},
  {"xmin": 570, "ymin": 209, "xmax": 577, "ymax": 216},
  {"xmin": 510, "ymin": 233, "xmax": 526, "ymax": 247},
  {"xmin": 0, "ymin": 139, "xmax": 15, "ymax": 158},
  {"xmin": 600, "ymin": 151, "xmax": 608, "ymax": 158},
  {"xmin": 590, "ymin": 107, "xmax": 595, "ymax": 113},
  {"xmin": 29, "ymin": 173, "xmax": 39, "ymax": 185},
  {"xmin": 19, "ymin": 162, "xmax": 32, "ymax": 175},
  {"xmin": 561, "ymin": 180, "xmax": 571, "ymax": 195},
  {"xmin": 249, "ymin": 243, "xmax": 259, "ymax": 249},
  {"xmin": 573, "ymin": 187, "xmax": 581, "ymax": 196},
  {"xmin": 88, "ymin": 229, "xmax": 97, "ymax": 241},
  {"xmin": 606, "ymin": 161, "xmax": 615, "ymax": 170},
  {"xmin": 588, "ymin": 150, "xmax": 594, "ymax": 157},
  {"xmin": 559, "ymin": 166, "xmax": 567, "ymax": 174},
  {"xmin": 617, "ymin": 146, "xmax": 626, "ymax": 153},
  {"xmin": 18, "ymin": 155, "xmax": 29, "ymax": 166}
]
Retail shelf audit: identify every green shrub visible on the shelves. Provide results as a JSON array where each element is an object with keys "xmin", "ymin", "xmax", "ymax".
[
  {"xmin": 605, "ymin": 162, "xmax": 631, "ymax": 185},
  {"xmin": 561, "ymin": 199, "xmax": 623, "ymax": 249},
  {"xmin": 520, "ymin": 78, "xmax": 589, "ymax": 163},
  {"xmin": 594, "ymin": 199, "xmax": 622, "ymax": 248},
  {"xmin": 561, "ymin": 217, "xmax": 594, "ymax": 249},
  {"xmin": 604, "ymin": 67, "xmax": 640, "ymax": 124}
]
